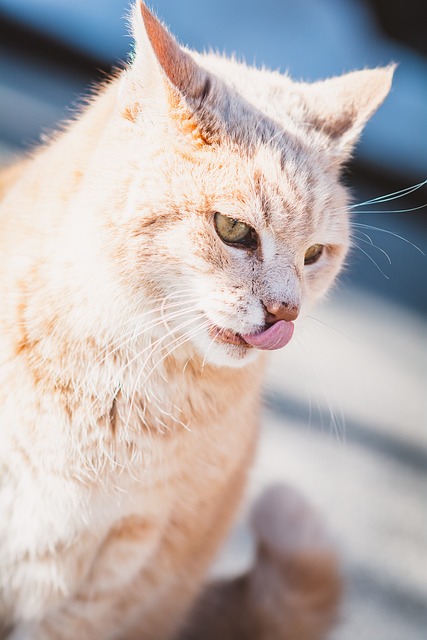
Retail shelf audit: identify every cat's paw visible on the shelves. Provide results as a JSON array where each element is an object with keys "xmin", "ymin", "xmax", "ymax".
[{"xmin": 250, "ymin": 483, "xmax": 334, "ymax": 557}]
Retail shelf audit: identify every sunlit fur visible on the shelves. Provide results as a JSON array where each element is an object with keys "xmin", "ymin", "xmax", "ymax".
[{"xmin": 0, "ymin": 2, "xmax": 393, "ymax": 638}]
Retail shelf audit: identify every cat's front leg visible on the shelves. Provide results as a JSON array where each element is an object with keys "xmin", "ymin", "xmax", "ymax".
[{"xmin": 6, "ymin": 513, "xmax": 166, "ymax": 640}]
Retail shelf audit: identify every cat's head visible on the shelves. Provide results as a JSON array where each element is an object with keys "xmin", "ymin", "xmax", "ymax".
[{"xmin": 108, "ymin": 2, "xmax": 393, "ymax": 368}]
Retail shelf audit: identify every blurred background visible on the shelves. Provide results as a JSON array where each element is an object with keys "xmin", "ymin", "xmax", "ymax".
[{"xmin": 0, "ymin": 1, "xmax": 426, "ymax": 638}]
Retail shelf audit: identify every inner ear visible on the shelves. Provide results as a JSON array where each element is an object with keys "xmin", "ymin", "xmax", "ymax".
[
  {"xmin": 299, "ymin": 66, "xmax": 395, "ymax": 163},
  {"xmin": 136, "ymin": 2, "xmax": 208, "ymax": 103}
]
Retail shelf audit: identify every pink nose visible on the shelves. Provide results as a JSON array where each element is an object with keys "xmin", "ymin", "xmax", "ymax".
[{"xmin": 264, "ymin": 301, "xmax": 299, "ymax": 324}]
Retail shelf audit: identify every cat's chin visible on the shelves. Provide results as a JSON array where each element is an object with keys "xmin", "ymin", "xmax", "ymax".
[
  {"xmin": 192, "ymin": 332, "xmax": 260, "ymax": 369},
  {"xmin": 204, "ymin": 342, "xmax": 260, "ymax": 369}
]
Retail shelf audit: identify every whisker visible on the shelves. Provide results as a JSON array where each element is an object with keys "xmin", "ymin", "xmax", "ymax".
[
  {"xmin": 352, "ymin": 243, "xmax": 390, "ymax": 279},
  {"xmin": 143, "ymin": 322, "xmax": 210, "ymax": 388},
  {"xmin": 108, "ymin": 294, "xmax": 198, "ymax": 341},
  {"xmin": 351, "ymin": 203, "xmax": 427, "ymax": 215},
  {"xmin": 56, "ymin": 293, "xmax": 199, "ymax": 379},
  {"xmin": 351, "ymin": 228, "xmax": 375, "ymax": 245},
  {"xmin": 96, "ymin": 302, "xmax": 200, "ymax": 368},
  {"xmin": 295, "ymin": 336, "xmax": 346, "ymax": 443},
  {"xmin": 76, "ymin": 312, "xmax": 203, "ymax": 426},
  {"xmin": 350, "ymin": 178, "xmax": 427, "ymax": 207},
  {"xmin": 64, "ymin": 300, "xmax": 201, "ymax": 409},
  {"xmin": 351, "ymin": 232, "xmax": 392, "ymax": 265},
  {"xmin": 290, "ymin": 339, "xmax": 318, "ymax": 434},
  {"xmin": 201, "ymin": 333, "xmax": 218, "ymax": 370},
  {"xmin": 352, "ymin": 222, "xmax": 425, "ymax": 255},
  {"xmin": 156, "ymin": 403, "xmax": 192, "ymax": 433},
  {"xmin": 117, "ymin": 314, "xmax": 203, "ymax": 387},
  {"xmin": 305, "ymin": 316, "xmax": 350, "ymax": 341},
  {"xmin": 124, "ymin": 320, "xmax": 209, "ymax": 430}
]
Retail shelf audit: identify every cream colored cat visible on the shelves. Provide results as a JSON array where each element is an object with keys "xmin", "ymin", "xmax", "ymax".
[{"xmin": 0, "ymin": 3, "xmax": 393, "ymax": 639}]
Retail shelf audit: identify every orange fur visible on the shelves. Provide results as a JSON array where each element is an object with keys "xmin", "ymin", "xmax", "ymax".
[{"xmin": 0, "ymin": 2, "xmax": 393, "ymax": 639}]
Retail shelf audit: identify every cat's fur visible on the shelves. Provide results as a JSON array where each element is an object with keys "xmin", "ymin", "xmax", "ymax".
[{"xmin": 0, "ymin": 3, "xmax": 393, "ymax": 639}]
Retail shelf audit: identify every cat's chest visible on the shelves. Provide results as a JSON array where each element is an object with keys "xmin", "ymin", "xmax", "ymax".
[
  {"xmin": 89, "ymin": 366, "xmax": 262, "ymax": 517},
  {"xmin": 111, "ymin": 385, "xmax": 255, "ymax": 487},
  {"xmin": 48, "ymin": 356, "xmax": 263, "ymax": 550},
  {"xmin": 109, "ymin": 358, "xmax": 261, "ymax": 457},
  {"xmin": 69, "ymin": 405, "xmax": 254, "ymax": 581}
]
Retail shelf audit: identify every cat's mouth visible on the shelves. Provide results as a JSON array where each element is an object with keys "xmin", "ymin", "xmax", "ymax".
[
  {"xmin": 209, "ymin": 320, "xmax": 294, "ymax": 351},
  {"xmin": 209, "ymin": 326, "xmax": 250, "ymax": 348}
]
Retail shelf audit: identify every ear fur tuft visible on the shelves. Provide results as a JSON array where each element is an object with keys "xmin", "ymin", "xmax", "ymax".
[
  {"xmin": 302, "ymin": 65, "xmax": 395, "ymax": 163},
  {"xmin": 132, "ymin": 2, "xmax": 207, "ymax": 103}
]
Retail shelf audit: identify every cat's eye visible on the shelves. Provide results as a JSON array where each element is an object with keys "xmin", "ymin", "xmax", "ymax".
[
  {"xmin": 304, "ymin": 244, "xmax": 324, "ymax": 265},
  {"xmin": 214, "ymin": 213, "xmax": 258, "ymax": 249}
]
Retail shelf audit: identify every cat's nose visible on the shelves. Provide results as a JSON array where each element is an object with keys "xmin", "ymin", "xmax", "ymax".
[{"xmin": 264, "ymin": 300, "xmax": 299, "ymax": 324}]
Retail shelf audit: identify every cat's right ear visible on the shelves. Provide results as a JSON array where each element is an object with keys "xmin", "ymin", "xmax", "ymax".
[
  {"xmin": 300, "ymin": 66, "xmax": 395, "ymax": 166},
  {"xmin": 119, "ymin": 2, "xmax": 209, "ymax": 123}
]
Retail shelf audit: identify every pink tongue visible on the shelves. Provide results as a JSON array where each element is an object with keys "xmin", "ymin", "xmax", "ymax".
[{"xmin": 242, "ymin": 320, "xmax": 294, "ymax": 351}]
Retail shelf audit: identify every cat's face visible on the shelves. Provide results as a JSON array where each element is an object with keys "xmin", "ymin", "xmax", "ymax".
[
  {"xmin": 120, "ymin": 130, "xmax": 349, "ymax": 368},
  {"xmin": 110, "ymin": 3, "xmax": 392, "ymax": 369}
]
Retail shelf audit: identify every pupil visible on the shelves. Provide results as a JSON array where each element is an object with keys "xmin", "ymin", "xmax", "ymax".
[{"xmin": 214, "ymin": 213, "xmax": 257, "ymax": 249}]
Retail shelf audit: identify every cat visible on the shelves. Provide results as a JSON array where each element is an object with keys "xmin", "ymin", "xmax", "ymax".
[{"xmin": 0, "ymin": 2, "xmax": 393, "ymax": 639}]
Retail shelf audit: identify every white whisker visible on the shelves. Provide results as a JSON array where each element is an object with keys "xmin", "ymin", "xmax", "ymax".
[
  {"xmin": 201, "ymin": 333, "xmax": 218, "ymax": 370},
  {"xmin": 352, "ymin": 222, "xmax": 425, "ymax": 255},
  {"xmin": 124, "ymin": 319, "xmax": 209, "ymax": 432},
  {"xmin": 350, "ymin": 178, "xmax": 427, "ymax": 207},
  {"xmin": 297, "ymin": 333, "xmax": 346, "ymax": 443},
  {"xmin": 96, "ymin": 301, "xmax": 200, "ymax": 368},
  {"xmin": 352, "ymin": 244, "xmax": 390, "ymax": 279},
  {"xmin": 305, "ymin": 316, "xmax": 349, "ymax": 341},
  {"xmin": 351, "ymin": 203, "xmax": 427, "ymax": 215},
  {"xmin": 122, "ymin": 316, "xmax": 205, "ymax": 424},
  {"xmin": 351, "ymin": 232, "xmax": 392, "ymax": 265}
]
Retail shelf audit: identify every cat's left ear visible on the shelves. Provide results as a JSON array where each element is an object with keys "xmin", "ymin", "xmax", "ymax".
[{"xmin": 301, "ymin": 66, "xmax": 395, "ymax": 165}]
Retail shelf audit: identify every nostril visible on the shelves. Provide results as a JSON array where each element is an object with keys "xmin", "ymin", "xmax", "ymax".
[
  {"xmin": 268, "ymin": 301, "xmax": 288, "ymax": 313},
  {"xmin": 264, "ymin": 301, "xmax": 299, "ymax": 323}
]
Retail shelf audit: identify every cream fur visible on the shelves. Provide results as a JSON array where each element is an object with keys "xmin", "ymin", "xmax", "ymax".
[{"xmin": 0, "ymin": 2, "xmax": 393, "ymax": 638}]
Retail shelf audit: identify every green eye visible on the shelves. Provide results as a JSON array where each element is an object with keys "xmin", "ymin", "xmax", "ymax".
[
  {"xmin": 304, "ymin": 244, "xmax": 324, "ymax": 265},
  {"xmin": 214, "ymin": 213, "xmax": 257, "ymax": 249}
]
